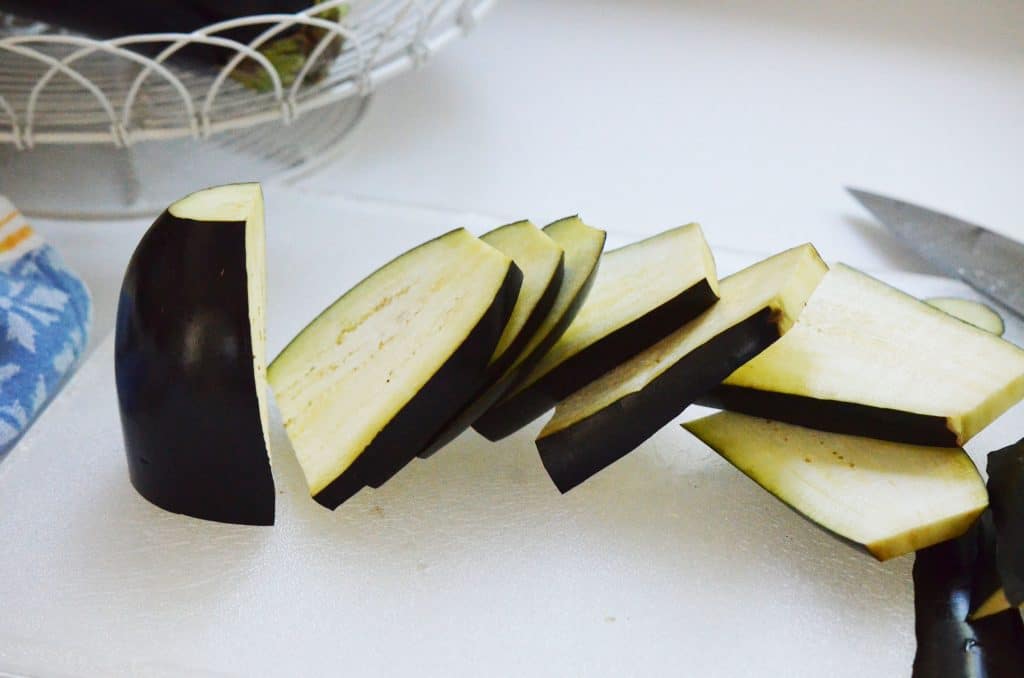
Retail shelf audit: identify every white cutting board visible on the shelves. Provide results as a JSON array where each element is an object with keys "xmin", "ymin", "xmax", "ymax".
[{"xmin": 1, "ymin": 193, "xmax": 1022, "ymax": 677}]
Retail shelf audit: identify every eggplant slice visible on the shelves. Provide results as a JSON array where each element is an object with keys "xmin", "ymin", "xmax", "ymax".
[
  {"xmin": 684, "ymin": 412, "xmax": 988, "ymax": 561},
  {"xmin": 476, "ymin": 223, "xmax": 719, "ymax": 442},
  {"xmin": 115, "ymin": 183, "xmax": 275, "ymax": 525},
  {"xmin": 413, "ymin": 221, "xmax": 565, "ymax": 461},
  {"xmin": 702, "ymin": 264, "xmax": 1024, "ymax": 446},
  {"xmin": 471, "ymin": 216, "xmax": 606, "ymax": 440},
  {"xmin": 971, "ymin": 438, "xmax": 1024, "ymax": 620},
  {"xmin": 913, "ymin": 513, "xmax": 1024, "ymax": 678},
  {"xmin": 269, "ymin": 229, "xmax": 520, "ymax": 508},
  {"xmin": 538, "ymin": 244, "xmax": 826, "ymax": 493},
  {"xmin": 926, "ymin": 297, "xmax": 1005, "ymax": 336},
  {"xmin": 482, "ymin": 221, "xmax": 566, "ymax": 372}
]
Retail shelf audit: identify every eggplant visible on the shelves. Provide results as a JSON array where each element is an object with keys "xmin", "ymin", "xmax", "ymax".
[
  {"xmin": 412, "ymin": 220, "xmax": 565, "ymax": 462},
  {"xmin": 1, "ymin": 0, "xmax": 346, "ymax": 91},
  {"xmin": 684, "ymin": 412, "xmax": 988, "ymax": 561},
  {"xmin": 926, "ymin": 297, "xmax": 1005, "ymax": 336},
  {"xmin": 537, "ymin": 244, "xmax": 826, "ymax": 493},
  {"xmin": 268, "ymin": 229, "xmax": 521, "ymax": 509},
  {"xmin": 467, "ymin": 216, "xmax": 606, "ymax": 440},
  {"xmin": 913, "ymin": 513, "xmax": 1024, "ymax": 678},
  {"xmin": 701, "ymin": 264, "xmax": 1024, "ymax": 447},
  {"xmin": 480, "ymin": 221, "xmax": 565, "ymax": 372},
  {"xmin": 971, "ymin": 438, "xmax": 1024, "ymax": 620},
  {"xmin": 475, "ymin": 223, "xmax": 720, "ymax": 442},
  {"xmin": 115, "ymin": 183, "xmax": 275, "ymax": 526},
  {"xmin": 497, "ymin": 216, "xmax": 606, "ymax": 379}
]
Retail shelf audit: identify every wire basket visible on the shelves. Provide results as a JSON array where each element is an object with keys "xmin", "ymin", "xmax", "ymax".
[{"xmin": 0, "ymin": 0, "xmax": 493, "ymax": 217}]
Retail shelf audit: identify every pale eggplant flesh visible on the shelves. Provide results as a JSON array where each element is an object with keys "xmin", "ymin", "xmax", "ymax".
[
  {"xmin": 913, "ymin": 513, "xmax": 1024, "ymax": 678},
  {"xmin": 683, "ymin": 412, "xmax": 988, "ymax": 561},
  {"xmin": 537, "ymin": 244, "xmax": 826, "ymax": 493},
  {"xmin": 115, "ymin": 183, "xmax": 275, "ymax": 526},
  {"xmin": 702, "ymin": 265, "xmax": 1024, "ymax": 447},
  {"xmin": 475, "ymin": 223, "xmax": 719, "ymax": 442},
  {"xmin": 413, "ymin": 220, "xmax": 566, "ymax": 462},
  {"xmin": 926, "ymin": 297, "xmax": 1005, "ymax": 336},
  {"xmin": 481, "ymin": 221, "xmax": 566, "ymax": 374},
  {"xmin": 269, "ymin": 229, "xmax": 520, "ymax": 508}
]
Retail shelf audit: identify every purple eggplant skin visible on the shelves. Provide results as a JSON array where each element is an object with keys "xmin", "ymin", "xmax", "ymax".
[
  {"xmin": 115, "ymin": 209, "xmax": 274, "ymax": 526},
  {"xmin": 537, "ymin": 308, "xmax": 780, "ymax": 494},
  {"xmin": 312, "ymin": 263, "xmax": 523, "ymax": 508},
  {"xmin": 699, "ymin": 386, "xmax": 958, "ymax": 447},
  {"xmin": 912, "ymin": 513, "xmax": 1024, "ymax": 678},
  {"xmin": 987, "ymin": 438, "xmax": 1024, "ymax": 606}
]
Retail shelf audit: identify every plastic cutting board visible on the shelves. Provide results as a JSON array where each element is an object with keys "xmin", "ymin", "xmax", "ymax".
[{"xmin": 1, "ymin": 192, "xmax": 1022, "ymax": 677}]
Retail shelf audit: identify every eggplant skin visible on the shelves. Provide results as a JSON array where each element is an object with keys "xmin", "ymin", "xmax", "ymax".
[
  {"xmin": 538, "ymin": 308, "xmax": 779, "ymax": 494},
  {"xmin": 913, "ymin": 514, "xmax": 1024, "ymax": 678},
  {"xmin": 987, "ymin": 439, "xmax": 1024, "ymax": 605},
  {"xmin": 314, "ymin": 263, "xmax": 523, "ymax": 506},
  {"xmin": 699, "ymin": 385, "xmax": 958, "ymax": 448},
  {"xmin": 115, "ymin": 210, "xmax": 274, "ymax": 526},
  {"xmin": 476, "ymin": 278, "xmax": 717, "ymax": 442}
]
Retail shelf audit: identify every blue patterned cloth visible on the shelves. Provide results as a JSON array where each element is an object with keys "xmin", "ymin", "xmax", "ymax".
[{"xmin": 0, "ymin": 196, "xmax": 91, "ymax": 459}]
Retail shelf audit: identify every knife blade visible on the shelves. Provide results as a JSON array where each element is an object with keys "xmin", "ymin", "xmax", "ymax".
[{"xmin": 847, "ymin": 188, "xmax": 1024, "ymax": 320}]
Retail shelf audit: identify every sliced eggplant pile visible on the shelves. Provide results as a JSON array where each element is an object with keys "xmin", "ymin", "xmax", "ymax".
[
  {"xmin": 268, "ymin": 229, "xmax": 520, "ymax": 508},
  {"xmin": 702, "ymin": 264, "xmax": 1024, "ymax": 446},
  {"xmin": 538, "ymin": 244, "xmax": 826, "ymax": 493},
  {"xmin": 683, "ymin": 412, "xmax": 988, "ymax": 561},
  {"xmin": 115, "ymin": 183, "xmax": 275, "ymax": 526},
  {"xmin": 926, "ymin": 297, "xmax": 1005, "ymax": 336},
  {"xmin": 913, "ymin": 513, "xmax": 1024, "ymax": 678},
  {"xmin": 971, "ymin": 438, "xmax": 1024, "ymax": 620},
  {"xmin": 411, "ymin": 220, "xmax": 566, "ymax": 462},
  {"xmin": 475, "ymin": 223, "xmax": 720, "ymax": 442}
]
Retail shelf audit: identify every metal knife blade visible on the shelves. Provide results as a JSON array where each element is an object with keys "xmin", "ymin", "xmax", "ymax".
[{"xmin": 847, "ymin": 188, "xmax": 1024, "ymax": 320}]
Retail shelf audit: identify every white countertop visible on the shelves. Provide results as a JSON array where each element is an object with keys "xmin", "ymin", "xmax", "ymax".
[{"xmin": 300, "ymin": 0, "xmax": 1024, "ymax": 258}]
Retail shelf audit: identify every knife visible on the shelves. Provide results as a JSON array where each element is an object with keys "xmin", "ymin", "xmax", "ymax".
[{"xmin": 847, "ymin": 188, "xmax": 1024, "ymax": 320}]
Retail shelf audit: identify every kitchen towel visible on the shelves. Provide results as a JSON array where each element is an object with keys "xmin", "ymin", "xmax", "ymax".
[{"xmin": 0, "ymin": 196, "xmax": 91, "ymax": 459}]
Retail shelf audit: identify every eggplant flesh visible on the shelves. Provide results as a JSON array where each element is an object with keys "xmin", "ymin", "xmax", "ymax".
[
  {"xmin": 268, "ymin": 229, "xmax": 520, "ymax": 508},
  {"xmin": 913, "ymin": 514, "xmax": 1024, "ymax": 678},
  {"xmin": 472, "ymin": 216, "xmax": 606, "ymax": 440},
  {"xmin": 926, "ymin": 297, "xmax": 1005, "ymax": 336},
  {"xmin": 476, "ymin": 223, "xmax": 718, "ymax": 442},
  {"xmin": 538, "ymin": 244, "xmax": 826, "ymax": 493},
  {"xmin": 683, "ymin": 412, "xmax": 988, "ymax": 561},
  {"xmin": 972, "ymin": 439, "xmax": 1024, "ymax": 619},
  {"xmin": 412, "ymin": 221, "xmax": 565, "ymax": 462},
  {"xmin": 702, "ymin": 264, "xmax": 1024, "ymax": 446},
  {"xmin": 115, "ymin": 183, "xmax": 274, "ymax": 526}
]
